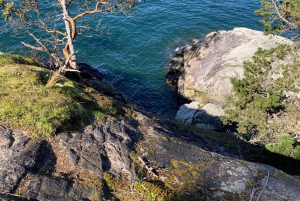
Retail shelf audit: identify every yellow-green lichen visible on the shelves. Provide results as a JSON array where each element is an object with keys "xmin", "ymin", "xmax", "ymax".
[{"xmin": 171, "ymin": 159, "xmax": 190, "ymax": 170}]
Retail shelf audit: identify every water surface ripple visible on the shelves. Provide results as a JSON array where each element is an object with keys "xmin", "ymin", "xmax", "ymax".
[{"xmin": 0, "ymin": 0, "xmax": 262, "ymax": 115}]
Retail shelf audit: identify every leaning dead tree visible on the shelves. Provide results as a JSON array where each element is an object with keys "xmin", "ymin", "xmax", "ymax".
[{"xmin": 0, "ymin": 0, "xmax": 143, "ymax": 87}]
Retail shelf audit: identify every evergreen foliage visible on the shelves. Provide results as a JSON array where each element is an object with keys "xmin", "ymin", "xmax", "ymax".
[
  {"xmin": 222, "ymin": 44, "xmax": 300, "ymax": 160},
  {"xmin": 255, "ymin": 0, "xmax": 300, "ymax": 39},
  {"xmin": 266, "ymin": 136, "xmax": 300, "ymax": 160}
]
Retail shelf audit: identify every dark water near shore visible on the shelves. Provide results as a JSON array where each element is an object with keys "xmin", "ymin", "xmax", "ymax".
[{"xmin": 0, "ymin": 0, "xmax": 262, "ymax": 115}]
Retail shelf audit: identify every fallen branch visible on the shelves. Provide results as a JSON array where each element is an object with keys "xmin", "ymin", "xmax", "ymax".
[
  {"xmin": 256, "ymin": 171, "xmax": 270, "ymax": 201},
  {"xmin": 249, "ymin": 171, "xmax": 270, "ymax": 201}
]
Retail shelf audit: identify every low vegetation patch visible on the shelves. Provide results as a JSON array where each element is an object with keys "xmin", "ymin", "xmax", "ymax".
[
  {"xmin": 222, "ymin": 44, "xmax": 300, "ymax": 161},
  {"xmin": 0, "ymin": 54, "xmax": 37, "ymax": 65},
  {"xmin": 0, "ymin": 54, "xmax": 121, "ymax": 138}
]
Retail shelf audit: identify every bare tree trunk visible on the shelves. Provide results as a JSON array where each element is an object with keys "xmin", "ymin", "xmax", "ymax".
[
  {"xmin": 45, "ymin": 69, "xmax": 63, "ymax": 87},
  {"xmin": 61, "ymin": 0, "xmax": 77, "ymax": 69},
  {"xmin": 45, "ymin": 53, "xmax": 75, "ymax": 87},
  {"xmin": 44, "ymin": 0, "xmax": 78, "ymax": 88}
]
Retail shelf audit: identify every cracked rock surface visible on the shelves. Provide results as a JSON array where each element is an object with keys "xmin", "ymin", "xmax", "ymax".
[
  {"xmin": 1, "ymin": 112, "xmax": 300, "ymax": 200},
  {"xmin": 57, "ymin": 120, "xmax": 141, "ymax": 180}
]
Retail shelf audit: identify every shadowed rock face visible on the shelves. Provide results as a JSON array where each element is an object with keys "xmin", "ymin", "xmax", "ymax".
[
  {"xmin": 57, "ymin": 120, "xmax": 141, "ymax": 180},
  {"xmin": 175, "ymin": 101, "xmax": 225, "ymax": 130},
  {"xmin": 0, "ymin": 126, "xmax": 47, "ymax": 193},
  {"xmin": 0, "ymin": 120, "xmax": 141, "ymax": 200},
  {"xmin": 65, "ymin": 63, "xmax": 145, "ymax": 111},
  {"xmin": 1, "ymin": 110, "xmax": 300, "ymax": 200},
  {"xmin": 166, "ymin": 28, "xmax": 293, "ymax": 106}
]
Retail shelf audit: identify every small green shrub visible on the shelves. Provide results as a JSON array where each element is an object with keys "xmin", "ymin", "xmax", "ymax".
[
  {"xmin": 0, "ymin": 54, "xmax": 37, "ymax": 65},
  {"xmin": 266, "ymin": 136, "xmax": 300, "ymax": 161}
]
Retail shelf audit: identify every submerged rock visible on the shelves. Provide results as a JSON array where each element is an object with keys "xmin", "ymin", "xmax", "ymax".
[{"xmin": 166, "ymin": 28, "xmax": 293, "ymax": 106}]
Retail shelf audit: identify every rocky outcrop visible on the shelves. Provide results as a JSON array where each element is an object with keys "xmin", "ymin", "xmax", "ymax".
[
  {"xmin": 175, "ymin": 101, "xmax": 225, "ymax": 130},
  {"xmin": 56, "ymin": 121, "xmax": 141, "ymax": 180},
  {"xmin": 1, "ymin": 111, "xmax": 300, "ymax": 200},
  {"xmin": 1, "ymin": 56, "xmax": 300, "ymax": 200},
  {"xmin": 166, "ymin": 27, "xmax": 293, "ymax": 106}
]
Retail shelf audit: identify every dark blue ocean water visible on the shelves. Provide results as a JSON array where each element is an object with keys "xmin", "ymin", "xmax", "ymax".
[{"xmin": 0, "ymin": 0, "xmax": 263, "ymax": 115}]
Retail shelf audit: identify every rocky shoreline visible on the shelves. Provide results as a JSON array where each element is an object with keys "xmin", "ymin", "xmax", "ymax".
[
  {"xmin": 166, "ymin": 27, "xmax": 293, "ymax": 130},
  {"xmin": 1, "ymin": 28, "xmax": 300, "ymax": 200},
  {"xmin": 166, "ymin": 28, "xmax": 293, "ymax": 105}
]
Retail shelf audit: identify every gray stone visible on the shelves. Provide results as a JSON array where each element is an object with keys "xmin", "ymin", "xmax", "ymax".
[
  {"xmin": 0, "ymin": 126, "xmax": 13, "ymax": 149},
  {"xmin": 175, "ymin": 101, "xmax": 200, "ymax": 124},
  {"xmin": 257, "ymin": 175, "xmax": 300, "ymax": 201},
  {"xmin": 167, "ymin": 28, "xmax": 293, "ymax": 106},
  {"xmin": 38, "ymin": 177, "xmax": 70, "ymax": 200},
  {"xmin": 0, "ymin": 113, "xmax": 300, "ymax": 200},
  {"xmin": 23, "ymin": 175, "xmax": 103, "ymax": 201},
  {"xmin": 175, "ymin": 102, "xmax": 225, "ymax": 130},
  {"xmin": 194, "ymin": 103, "xmax": 224, "ymax": 130},
  {"xmin": 0, "ymin": 129, "xmax": 52, "ymax": 193},
  {"xmin": 58, "ymin": 120, "xmax": 141, "ymax": 180}
]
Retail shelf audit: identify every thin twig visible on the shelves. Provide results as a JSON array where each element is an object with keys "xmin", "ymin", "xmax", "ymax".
[
  {"xmin": 250, "ymin": 187, "xmax": 261, "ymax": 201},
  {"xmin": 270, "ymin": 0, "xmax": 297, "ymax": 28},
  {"xmin": 249, "ymin": 171, "xmax": 270, "ymax": 201},
  {"xmin": 22, "ymin": 31, "xmax": 64, "ymax": 67},
  {"xmin": 21, "ymin": 42, "xmax": 43, "ymax": 51},
  {"xmin": 256, "ymin": 171, "xmax": 270, "ymax": 201},
  {"xmin": 63, "ymin": 69, "xmax": 80, "ymax": 72}
]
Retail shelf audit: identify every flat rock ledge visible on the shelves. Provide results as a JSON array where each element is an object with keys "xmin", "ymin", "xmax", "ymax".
[
  {"xmin": 166, "ymin": 27, "xmax": 293, "ymax": 106},
  {"xmin": 1, "ymin": 111, "xmax": 300, "ymax": 200},
  {"xmin": 175, "ymin": 101, "xmax": 225, "ymax": 130}
]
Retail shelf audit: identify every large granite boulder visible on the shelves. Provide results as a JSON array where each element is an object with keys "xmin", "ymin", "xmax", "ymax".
[{"xmin": 166, "ymin": 27, "xmax": 293, "ymax": 106}]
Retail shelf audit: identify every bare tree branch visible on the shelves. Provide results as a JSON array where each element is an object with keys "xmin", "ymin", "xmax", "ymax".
[
  {"xmin": 21, "ymin": 42, "xmax": 43, "ymax": 51},
  {"xmin": 271, "ymin": 0, "xmax": 298, "ymax": 29},
  {"xmin": 24, "ymin": 21, "xmax": 67, "ymax": 36},
  {"xmin": 23, "ymin": 31, "xmax": 64, "ymax": 67}
]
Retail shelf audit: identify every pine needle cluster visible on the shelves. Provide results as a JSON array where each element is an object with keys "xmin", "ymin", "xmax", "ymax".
[{"xmin": 222, "ymin": 44, "xmax": 300, "ymax": 160}]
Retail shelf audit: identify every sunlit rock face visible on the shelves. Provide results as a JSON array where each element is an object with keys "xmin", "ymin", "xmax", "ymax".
[{"xmin": 166, "ymin": 27, "xmax": 293, "ymax": 106}]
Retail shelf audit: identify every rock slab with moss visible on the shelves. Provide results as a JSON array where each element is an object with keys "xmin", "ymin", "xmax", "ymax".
[
  {"xmin": 166, "ymin": 27, "xmax": 293, "ymax": 106},
  {"xmin": 1, "ymin": 114, "xmax": 300, "ymax": 200},
  {"xmin": 1, "ymin": 54, "xmax": 300, "ymax": 200}
]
